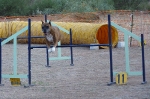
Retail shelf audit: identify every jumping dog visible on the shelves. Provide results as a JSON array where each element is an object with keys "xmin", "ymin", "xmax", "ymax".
[{"xmin": 41, "ymin": 21, "xmax": 61, "ymax": 53}]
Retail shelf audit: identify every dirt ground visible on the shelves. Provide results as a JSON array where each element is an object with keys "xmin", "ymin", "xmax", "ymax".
[
  {"xmin": 0, "ymin": 11, "xmax": 150, "ymax": 99},
  {"xmin": 0, "ymin": 44, "xmax": 150, "ymax": 99}
]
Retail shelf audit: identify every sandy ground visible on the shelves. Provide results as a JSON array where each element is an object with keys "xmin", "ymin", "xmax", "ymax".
[{"xmin": 0, "ymin": 44, "xmax": 149, "ymax": 99}]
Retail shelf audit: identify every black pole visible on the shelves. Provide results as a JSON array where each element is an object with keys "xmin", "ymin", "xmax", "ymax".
[
  {"xmin": 44, "ymin": 14, "xmax": 50, "ymax": 67},
  {"xmin": 28, "ymin": 18, "xmax": 32, "ymax": 85},
  {"xmin": 107, "ymin": 14, "xmax": 115, "ymax": 86},
  {"xmin": 130, "ymin": 12, "xmax": 134, "ymax": 47},
  {"xmin": 45, "ymin": 14, "xmax": 47, "ymax": 22},
  {"xmin": 0, "ymin": 39, "xmax": 4, "ymax": 86},
  {"xmin": 141, "ymin": 34, "xmax": 147, "ymax": 84},
  {"xmin": 46, "ymin": 46, "xmax": 50, "ymax": 67},
  {"xmin": 30, "ymin": 44, "xmax": 109, "ymax": 48},
  {"xmin": 0, "ymin": 39, "xmax": 2, "ymax": 84},
  {"xmin": 70, "ymin": 29, "xmax": 74, "ymax": 66}
]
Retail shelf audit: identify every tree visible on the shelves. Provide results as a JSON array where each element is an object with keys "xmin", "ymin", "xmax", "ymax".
[
  {"xmin": 113, "ymin": 0, "xmax": 149, "ymax": 10},
  {"xmin": 0, "ymin": 0, "xmax": 31, "ymax": 16}
]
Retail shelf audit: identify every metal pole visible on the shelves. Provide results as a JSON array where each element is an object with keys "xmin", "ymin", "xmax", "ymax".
[
  {"xmin": 30, "ymin": 44, "xmax": 109, "ymax": 48},
  {"xmin": 44, "ymin": 15, "xmax": 50, "ymax": 67},
  {"xmin": 130, "ymin": 12, "xmax": 133, "ymax": 47},
  {"xmin": 0, "ymin": 39, "xmax": 3, "ymax": 86},
  {"xmin": 107, "ymin": 14, "xmax": 115, "ymax": 86},
  {"xmin": 0, "ymin": 39, "xmax": 2, "ymax": 84},
  {"xmin": 141, "ymin": 34, "xmax": 147, "ymax": 84},
  {"xmin": 45, "ymin": 14, "xmax": 47, "ymax": 22},
  {"xmin": 70, "ymin": 29, "xmax": 74, "ymax": 66},
  {"xmin": 28, "ymin": 19, "xmax": 31, "ymax": 85}
]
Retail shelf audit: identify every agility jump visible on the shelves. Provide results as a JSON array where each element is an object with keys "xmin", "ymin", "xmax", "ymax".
[
  {"xmin": 28, "ymin": 15, "xmax": 114, "ymax": 86},
  {"xmin": 111, "ymin": 22, "xmax": 147, "ymax": 84},
  {"xmin": 0, "ymin": 14, "xmax": 147, "ymax": 87}
]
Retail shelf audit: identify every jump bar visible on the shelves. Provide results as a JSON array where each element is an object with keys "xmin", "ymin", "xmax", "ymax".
[
  {"xmin": 17, "ymin": 36, "xmax": 45, "ymax": 39},
  {"xmin": 1, "ymin": 36, "xmax": 45, "ymax": 40},
  {"xmin": 30, "ymin": 44, "xmax": 110, "ymax": 49}
]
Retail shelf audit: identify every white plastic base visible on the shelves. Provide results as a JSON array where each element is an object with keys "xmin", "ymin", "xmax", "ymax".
[
  {"xmin": 117, "ymin": 42, "xmax": 125, "ymax": 48},
  {"xmin": 90, "ymin": 44, "xmax": 99, "ymax": 50}
]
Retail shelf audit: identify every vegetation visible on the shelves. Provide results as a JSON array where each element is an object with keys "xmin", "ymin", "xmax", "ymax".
[
  {"xmin": 113, "ymin": 0, "xmax": 149, "ymax": 10},
  {"xmin": 0, "ymin": 0, "xmax": 150, "ymax": 16}
]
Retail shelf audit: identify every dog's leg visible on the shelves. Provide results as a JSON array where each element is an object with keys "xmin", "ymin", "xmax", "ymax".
[
  {"xmin": 51, "ymin": 30, "xmax": 61, "ymax": 52},
  {"xmin": 48, "ymin": 48, "xmax": 52, "ymax": 53},
  {"xmin": 48, "ymin": 45, "xmax": 52, "ymax": 53},
  {"xmin": 46, "ymin": 40, "xmax": 52, "ymax": 53},
  {"xmin": 51, "ymin": 40, "xmax": 58, "ymax": 52},
  {"xmin": 51, "ymin": 44, "xmax": 56, "ymax": 52},
  {"xmin": 51, "ymin": 47, "xmax": 55, "ymax": 52}
]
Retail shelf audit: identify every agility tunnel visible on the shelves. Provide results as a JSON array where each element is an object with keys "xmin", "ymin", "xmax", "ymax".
[{"xmin": 0, "ymin": 21, "xmax": 118, "ymax": 48}]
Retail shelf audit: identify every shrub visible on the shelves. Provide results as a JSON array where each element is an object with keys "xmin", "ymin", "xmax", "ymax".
[
  {"xmin": 0, "ymin": 0, "xmax": 149, "ymax": 16},
  {"xmin": 113, "ymin": 0, "xmax": 149, "ymax": 10},
  {"xmin": 0, "ymin": 0, "xmax": 30, "ymax": 16}
]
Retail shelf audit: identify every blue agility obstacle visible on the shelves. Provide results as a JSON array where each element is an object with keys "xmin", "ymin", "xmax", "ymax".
[
  {"xmin": 27, "ymin": 15, "xmax": 114, "ymax": 85},
  {"xmin": 107, "ymin": 15, "xmax": 115, "ymax": 85},
  {"xmin": 141, "ymin": 34, "xmax": 146, "ymax": 84},
  {"xmin": 0, "ymin": 39, "xmax": 3, "ymax": 86},
  {"xmin": 28, "ymin": 14, "xmax": 146, "ymax": 86}
]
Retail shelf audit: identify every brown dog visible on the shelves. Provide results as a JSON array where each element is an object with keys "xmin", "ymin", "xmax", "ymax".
[{"xmin": 41, "ymin": 21, "xmax": 61, "ymax": 53}]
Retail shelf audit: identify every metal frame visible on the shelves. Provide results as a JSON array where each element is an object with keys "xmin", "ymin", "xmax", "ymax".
[
  {"xmin": 111, "ymin": 22, "xmax": 142, "ymax": 76},
  {"xmin": 111, "ymin": 22, "xmax": 146, "ymax": 84},
  {"xmin": 0, "ymin": 14, "xmax": 146, "ymax": 86},
  {"xmin": 0, "ymin": 24, "xmax": 29, "ymax": 86},
  {"xmin": 28, "ymin": 15, "xmax": 114, "ymax": 85}
]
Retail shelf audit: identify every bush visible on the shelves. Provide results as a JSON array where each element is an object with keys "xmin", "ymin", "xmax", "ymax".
[
  {"xmin": 0, "ymin": 0, "xmax": 115, "ymax": 16},
  {"xmin": 0, "ymin": 0, "xmax": 30, "ymax": 16},
  {"xmin": 0, "ymin": 0, "xmax": 149, "ymax": 16},
  {"xmin": 113, "ymin": 0, "xmax": 149, "ymax": 10},
  {"xmin": 138, "ymin": 2, "xmax": 150, "ymax": 11},
  {"xmin": 53, "ymin": 0, "xmax": 114, "ymax": 13}
]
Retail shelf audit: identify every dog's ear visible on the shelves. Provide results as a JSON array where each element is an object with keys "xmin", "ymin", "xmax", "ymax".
[
  {"xmin": 49, "ymin": 20, "xmax": 51, "ymax": 26},
  {"xmin": 41, "ymin": 20, "xmax": 44, "ymax": 24}
]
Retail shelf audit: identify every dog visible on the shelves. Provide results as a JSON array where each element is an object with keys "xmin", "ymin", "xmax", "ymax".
[{"xmin": 41, "ymin": 21, "xmax": 61, "ymax": 53}]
